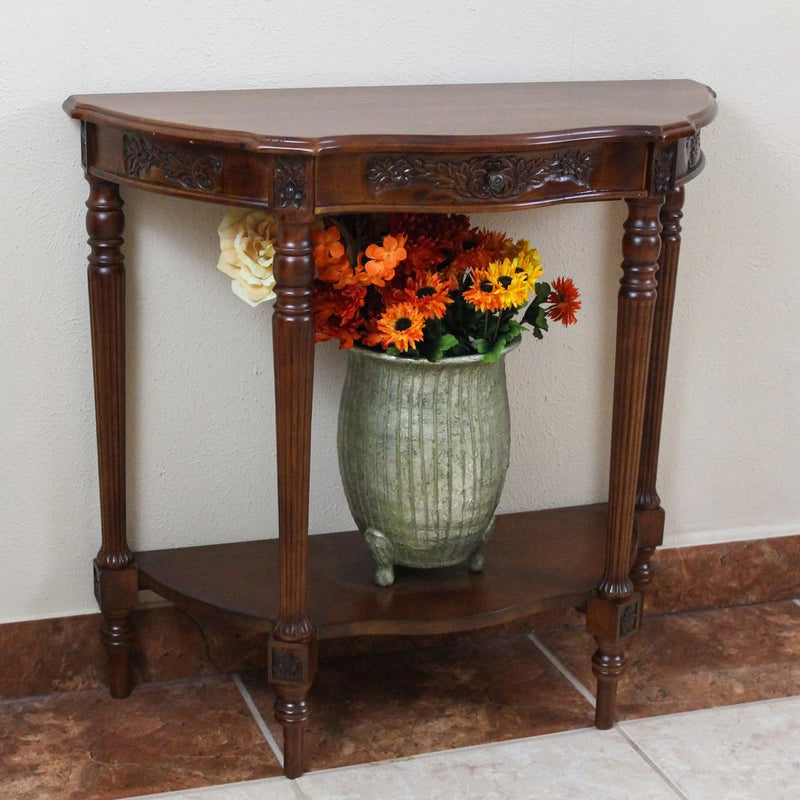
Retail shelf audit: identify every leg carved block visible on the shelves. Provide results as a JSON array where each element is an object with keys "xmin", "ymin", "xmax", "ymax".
[
  {"xmin": 268, "ymin": 638, "xmax": 317, "ymax": 687},
  {"xmin": 631, "ymin": 506, "xmax": 665, "ymax": 591},
  {"xmin": 586, "ymin": 591, "xmax": 642, "ymax": 644}
]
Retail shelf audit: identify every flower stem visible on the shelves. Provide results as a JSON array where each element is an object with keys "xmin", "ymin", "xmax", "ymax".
[{"xmin": 492, "ymin": 312, "xmax": 503, "ymax": 343}]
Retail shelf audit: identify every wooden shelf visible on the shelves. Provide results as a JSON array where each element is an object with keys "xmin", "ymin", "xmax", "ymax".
[{"xmin": 136, "ymin": 503, "xmax": 606, "ymax": 638}]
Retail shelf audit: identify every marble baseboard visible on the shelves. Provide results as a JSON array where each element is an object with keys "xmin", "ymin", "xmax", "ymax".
[
  {"xmin": 1, "ymin": 533, "xmax": 797, "ymax": 701},
  {"xmin": 646, "ymin": 534, "xmax": 800, "ymax": 614}
]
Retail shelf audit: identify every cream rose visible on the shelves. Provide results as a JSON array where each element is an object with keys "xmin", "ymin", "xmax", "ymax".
[{"xmin": 216, "ymin": 209, "xmax": 278, "ymax": 306}]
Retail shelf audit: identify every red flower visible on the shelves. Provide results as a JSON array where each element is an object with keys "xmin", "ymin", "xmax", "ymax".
[
  {"xmin": 403, "ymin": 236, "xmax": 445, "ymax": 277},
  {"xmin": 546, "ymin": 277, "xmax": 582, "ymax": 326},
  {"xmin": 313, "ymin": 280, "xmax": 366, "ymax": 348}
]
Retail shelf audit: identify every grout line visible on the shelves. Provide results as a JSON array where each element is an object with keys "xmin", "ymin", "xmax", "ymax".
[
  {"xmin": 528, "ymin": 632, "xmax": 597, "ymax": 708},
  {"xmin": 617, "ymin": 726, "xmax": 690, "ymax": 800},
  {"xmin": 124, "ymin": 776, "xmax": 302, "ymax": 800},
  {"xmin": 232, "ymin": 673, "xmax": 285, "ymax": 768},
  {"xmin": 289, "ymin": 778, "xmax": 311, "ymax": 800}
]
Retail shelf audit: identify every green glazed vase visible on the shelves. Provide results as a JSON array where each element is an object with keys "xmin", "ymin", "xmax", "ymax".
[{"xmin": 337, "ymin": 342, "xmax": 516, "ymax": 586}]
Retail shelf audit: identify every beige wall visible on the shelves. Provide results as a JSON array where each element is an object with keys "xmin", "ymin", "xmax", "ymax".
[{"xmin": 1, "ymin": 1, "xmax": 798, "ymax": 621}]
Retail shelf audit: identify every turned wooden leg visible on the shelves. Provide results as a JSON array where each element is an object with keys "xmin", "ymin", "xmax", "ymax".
[
  {"xmin": 269, "ymin": 212, "xmax": 318, "ymax": 778},
  {"xmin": 588, "ymin": 196, "xmax": 662, "ymax": 728},
  {"xmin": 86, "ymin": 177, "xmax": 138, "ymax": 698},
  {"xmin": 632, "ymin": 187, "xmax": 685, "ymax": 592}
]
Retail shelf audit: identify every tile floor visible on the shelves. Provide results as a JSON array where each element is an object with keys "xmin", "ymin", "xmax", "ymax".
[{"xmin": 2, "ymin": 599, "xmax": 800, "ymax": 799}]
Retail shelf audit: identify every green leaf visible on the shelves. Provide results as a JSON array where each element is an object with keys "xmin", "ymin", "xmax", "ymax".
[
  {"xmin": 521, "ymin": 302, "xmax": 540, "ymax": 328},
  {"xmin": 475, "ymin": 338, "xmax": 489, "ymax": 354},
  {"xmin": 537, "ymin": 312, "xmax": 549, "ymax": 332},
  {"xmin": 481, "ymin": 338, "xmax": 507, "ymax": 363},
  {"xmin": 535, "ymin": 281, "xmax": 551, "ymax": 303},
  {"xmin": 439, "ymin": 333, "xmax": 459, "ymax": 352},
  {"xmin": 506, "ymin": 320, "xmax": 523, "ymax": 338}
]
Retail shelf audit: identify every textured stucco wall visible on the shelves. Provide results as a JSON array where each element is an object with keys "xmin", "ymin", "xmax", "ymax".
[{"xmin": 1, "ymin": 0, "xmax": 798, "ymax": 621}]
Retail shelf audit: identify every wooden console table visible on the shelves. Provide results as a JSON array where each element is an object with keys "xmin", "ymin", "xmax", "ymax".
[{"xmin": 64, "ymin": 80, "xmax": 717, "ymax": 778}]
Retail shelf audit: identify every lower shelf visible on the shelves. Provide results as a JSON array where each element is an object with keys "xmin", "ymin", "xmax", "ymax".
[{"xmin": 136, "ymin": 503, "xmax": 607, "ymax": 638}]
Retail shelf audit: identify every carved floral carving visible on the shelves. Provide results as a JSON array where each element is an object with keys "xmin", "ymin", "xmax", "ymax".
[
  {"xmin": 619, "ymin": 601, "xmax": 640, "ymax": 637},
  {"xmin": 654, "ymin": 143, "xmax": 677, "ymax": 194},
  {"xmin": 272, "ymin": 649, "xmax": 304, "ymax": 683},
  {"xmin": 686, "ymin": 132, "xmax": 702, "ymax": 171},
  {"xmin": 122, "ymin": 134, "xmax": 222, "ymax": 192},
  {"xmin": 274, "ymin": 157, "xmax": 308, "ymax": 209},
  {"xmin": 367, "ymin": 150, "xmax": 594, "ymax": 200},
  {"xmin": 80, "ymin": 122, "xmax": 88, "ymax": 168}
]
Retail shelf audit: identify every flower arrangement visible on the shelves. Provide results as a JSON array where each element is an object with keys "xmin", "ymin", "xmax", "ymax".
[{"xmin": 216, "ymin": 211, "xmax": 580, "ymax": 361}]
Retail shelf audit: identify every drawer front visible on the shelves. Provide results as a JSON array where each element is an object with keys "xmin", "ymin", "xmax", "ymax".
[
  {"xmin": 316, "ymin": 142, "xmax": 649, "ymax": 213},
  {"xmin": 84, "ymin": 124, "xmax": 313, "ymax": 214}
]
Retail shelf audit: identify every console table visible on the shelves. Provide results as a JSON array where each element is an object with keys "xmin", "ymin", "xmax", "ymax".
[{"xmin": 64, "ymin": 80, "xmax": 717, "ymax": 778}]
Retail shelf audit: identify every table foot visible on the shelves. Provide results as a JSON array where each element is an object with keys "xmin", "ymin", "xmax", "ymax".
[
  {"xmin": 630, "ymin": 545, "xmax": 656, "ymax": 591},
  {"xmin": 593, "ymin": 644, "xmax": 626, "ymax": 728},
  {"xmin": 274, "ymin": 693, "xmax": 310, "ymax": 778},
  {"xmin": 101, "ymin": 611, "xmax": 134, "ymax": 698}
]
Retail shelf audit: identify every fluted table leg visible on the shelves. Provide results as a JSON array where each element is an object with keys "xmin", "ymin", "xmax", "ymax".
[
  {"xmin": 268, "ymin": 216, "xmax": 318, "ymax": 779},
  {"xmin": 86, "ymin": 177, "xmax": 137, "ymax": 698},
  {"xmin": 588, "ymin": 196, "xmax": 663, "ymax": 728},
  {"xmin": 632, "ymin": 187, "xmax": 685, "ymax": 591}
]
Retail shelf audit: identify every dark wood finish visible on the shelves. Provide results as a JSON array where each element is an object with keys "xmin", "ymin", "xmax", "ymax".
[
  {"xmin": 270, "ymin": 212, "xmax": 317, "ymax": 777},
  {"xmin": 632, "ymin": 187, "xmax": 686, "ymax": 592},
  {"xmin": 85, "ymin": 177, "xmax": 137, "ymax": 697},
  {"xmin": 589, "ymin": 196, "xmax": 663, "ymax": 728},
  {"xmin": 64, "ymin": 81, "xmax": 716, "ymax": 151},
  {"xmin": 67, "ymin": 81, "xmax": 715, "ymax": 212},
  {"xmin": 136, "ymin": 504, "xmax": 608, "ymax": 636},
  {"xmin": 65, "ymin": 80, "xmax": 716, "ymax": 777}
]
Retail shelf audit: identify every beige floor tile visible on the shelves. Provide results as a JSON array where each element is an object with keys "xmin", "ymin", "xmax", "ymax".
[
  {"xmin": 297, "ymin": 728, "xmax": 679, "ymax": 800},
  {"xmin": 622, "ymin": 695, "xmax": 800, "ymax": 800}
]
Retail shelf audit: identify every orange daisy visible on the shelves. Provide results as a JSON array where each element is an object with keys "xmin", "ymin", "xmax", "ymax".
[
  {"xmin": 462, "ymin": 269, "xmax": 504, "ymax": 313},
  {"xmin": 546, "ymin": 277, "xmax": 582, "ymax": 326},
  {"xmin": 385, "ymin": 273, "xmax": 453, "ymax": 320},
  {"xmin": 363, "ymin": 302, "xmax": 426, "ymax": 353}
]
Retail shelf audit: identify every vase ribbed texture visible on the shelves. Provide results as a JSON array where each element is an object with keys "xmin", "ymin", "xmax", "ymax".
[{"xmin": 337, "ymin": 346, "xmax": 513, "ymax": 569}]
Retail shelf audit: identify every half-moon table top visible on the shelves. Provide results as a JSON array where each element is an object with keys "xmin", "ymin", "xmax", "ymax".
[{"xmin": 64, "ymin": 79, "xmax": 717, "ymax": 155}]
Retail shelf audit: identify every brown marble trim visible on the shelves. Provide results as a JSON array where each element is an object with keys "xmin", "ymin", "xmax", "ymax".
[
  {"xmin": 646, "ymin": 534, "xmax": 800, "ymax": 615},
  {"xmin": 2, "ymin": 534, "xmax": 797, "ymax": 701}
]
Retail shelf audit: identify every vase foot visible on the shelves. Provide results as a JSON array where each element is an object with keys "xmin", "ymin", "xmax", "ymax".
[
  {"xmin": 365, "ymin": 527, "xmax": 396, "ymax": 587},
  {"xmin": 468, "ymin": 551, "xmax": 485, "ymax": 572},
  {"xmin": 468, "ymin": 518, "xmax": 495, "ymax": 573},
  {"xmin": 374, "ymin": 565, "xmax": 395, "ymax": 586}
]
